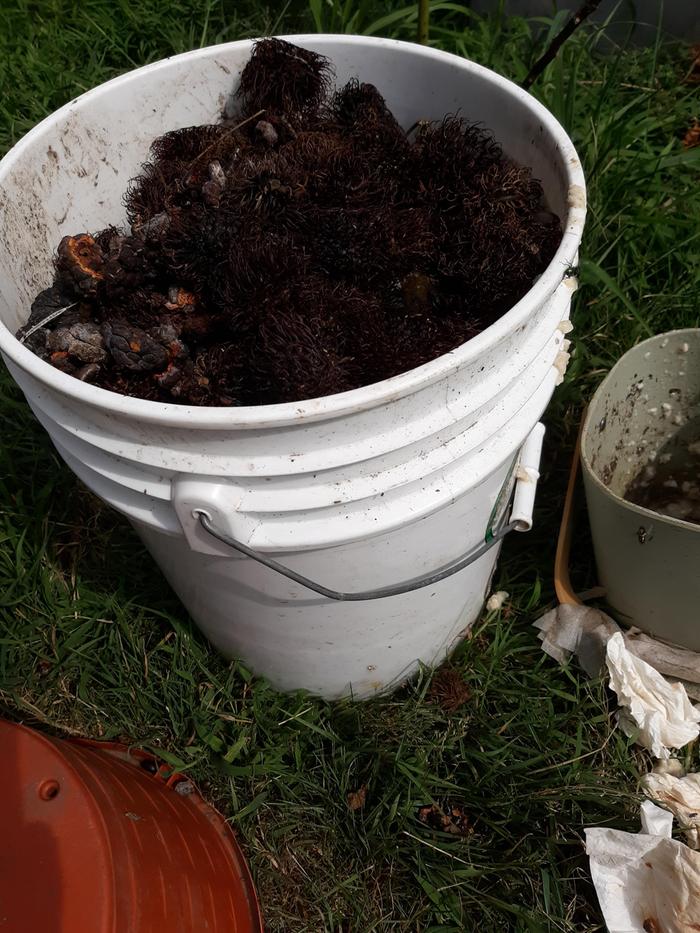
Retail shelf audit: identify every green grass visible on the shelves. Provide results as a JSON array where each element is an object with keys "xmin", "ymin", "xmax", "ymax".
[{"xmin": 1, "ymin": 2, "xmax": 699, "ymax": 929}]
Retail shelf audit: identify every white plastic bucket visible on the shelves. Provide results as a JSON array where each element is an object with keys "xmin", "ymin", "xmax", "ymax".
[{"xmin": 0, "ymin": 36, "xmax": 585, "ymax": 698}]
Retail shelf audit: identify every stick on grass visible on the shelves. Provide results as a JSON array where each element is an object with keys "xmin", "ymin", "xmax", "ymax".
[
  {"xmin": 522, "ymin": 0, "xmax": 603, "ymax": 90},
  {"xmin": 417, "ymin": 0, "xmax": 430, "ymax": 45}
]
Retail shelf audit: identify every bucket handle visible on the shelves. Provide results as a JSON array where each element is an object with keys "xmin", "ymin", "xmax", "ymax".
[
  {"xmin": 196, "ymin": 510, "xmax": 518, "ymax": 601},
  {"xmin": 193, "ymin": 423, "xmax": 545, "ymax": 602}
]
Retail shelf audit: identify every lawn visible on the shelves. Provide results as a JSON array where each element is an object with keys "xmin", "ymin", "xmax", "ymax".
[{"xmin": 1, "ymin": 2, "xmax": 699, "ymax": 930}]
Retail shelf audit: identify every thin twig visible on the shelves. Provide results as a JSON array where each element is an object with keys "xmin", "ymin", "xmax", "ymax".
[
  {"xmin": 185, "ymin": 108, "xmax": 266, "ymax": 175},
  {"xmin": 579, "ymin": 80, "xmax": 656, "ymax": 91},
  {"xmin": 530, "ymin": 725, "xmax": 617, "ymax": 775},
  {"xmin": 406, "ymin": 118, "xmax": 431, "ymax": 138},
  {"xmin": 522, "ymin": 0, "xmax": 603, "ymax": 90},
  {"xmin": 19, "ymin": 302, "xmax": 78, "ymax": 343},
  {"xmin": 402, "ymin": 830, "xmax": 472, "ymax": 865},
  {"xmin": 682, "ymin": 45, "xmax": 700, "ymax": 84},
  {"xmin": 417, "ymin": 0, "xmax": 430, "ymax": 45},
  {"xmin": 277, "ymin": 706, "xmax": 313, "ymax": 726}
]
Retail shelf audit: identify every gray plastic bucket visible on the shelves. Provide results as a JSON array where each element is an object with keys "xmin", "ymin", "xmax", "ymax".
[{"xmin": 581, "ymin": 329, "xmax": 700, "ymax": 650}]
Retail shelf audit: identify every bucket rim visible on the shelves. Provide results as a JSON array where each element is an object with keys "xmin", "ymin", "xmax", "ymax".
[
  {"xmin": 580, "ymin": 327, "xmax": 700, "ymax": 535},
  {"xmin": 0, "ymin": 34, "xmax": 586, "ymax": 429}
]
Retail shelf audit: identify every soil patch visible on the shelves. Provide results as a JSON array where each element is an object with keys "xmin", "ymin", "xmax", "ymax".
[{"xmin": 18, "ymin": 38, "xmax": 562, "ymax": 406}]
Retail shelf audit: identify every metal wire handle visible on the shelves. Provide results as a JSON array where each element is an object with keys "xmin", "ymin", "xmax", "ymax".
[{"xmin": 196, "ymin": 510, "xmax": 519, "ymax": 602}]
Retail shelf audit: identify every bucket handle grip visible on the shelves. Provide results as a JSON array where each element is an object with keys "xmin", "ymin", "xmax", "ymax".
[{"xmin": 195, "ymin": 510, "xmax": 520, "ymax": 602}]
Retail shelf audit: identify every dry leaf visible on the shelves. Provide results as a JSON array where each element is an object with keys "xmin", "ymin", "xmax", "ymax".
[
  {"xmin": 684, "ymin": 44, "xmax": 700, "ymax": 84},
  {"xmin": 428, "ymin": 667, "xmax": 471, "ymax": 712},
  {"xmin": 347, "ymin": 785, "xmax": 367, "ymax": 811},
  {"xmin": 417, "ymin": 802, "xmax": 472, "ymax": 836},
  {"xmin": 683, "ymin": 121, "xmax": 700, "ymax": 149}
]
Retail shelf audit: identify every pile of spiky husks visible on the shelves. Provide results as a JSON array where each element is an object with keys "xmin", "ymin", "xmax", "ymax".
[{"xmin": 19, "ymin": 39, "xmax": 562, "ymax": 406}]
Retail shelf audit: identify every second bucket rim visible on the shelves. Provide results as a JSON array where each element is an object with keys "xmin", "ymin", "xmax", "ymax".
[{"xmin": 581, "ymin": 326, "xmax": 700, "ymax": 534}]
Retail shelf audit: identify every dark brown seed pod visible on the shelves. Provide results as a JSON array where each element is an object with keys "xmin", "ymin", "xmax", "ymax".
[
  {"xmin": 56, "ymin": 234, "xmax": 105, "ymax": 296},
  {"xmin": 236, "ymin": 37, "xmax": 333, "ymax": 120},
  {"xmin": 24, "ymin": 285, "xmax": 75, "ymax": 329},
  {"xmin": 18, "ymin": 38, "xmax": 562, "ymax": 407},
  {"xmin": 47, "ymin": 322, "xmax": 107, "ymax": 364},
  {"xmin": 101, "ymin": 321, "xmax": 168, "ymax": 372}
]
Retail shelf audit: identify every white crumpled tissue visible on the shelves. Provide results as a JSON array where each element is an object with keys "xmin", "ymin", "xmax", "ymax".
[
  {"xmin": 534, "ymin": 604, "xmax": 700, "ymax": 698},
  {"xmin": 606, "ymin": 633, "xmax": 700, "ymax": 759},
  {"xmin": 643, "ymin": 771, "xmax": 700, "ymax": 849},
  {"xmin": 485, "ymin": 590, "xmax": 509, "ymax": 612},
  {"xmin": 533, "ymin": 603, "xmax": 618, "ymax": 676},
  {"xmin": 586, "ymin": 812, "xmax": 700, "ymax": 933}
]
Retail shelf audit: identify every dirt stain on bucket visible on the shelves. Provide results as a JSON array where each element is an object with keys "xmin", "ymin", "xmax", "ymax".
[{"xmin": 624, "ymin": 415, "xmax": 700, "ymax": 525}]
